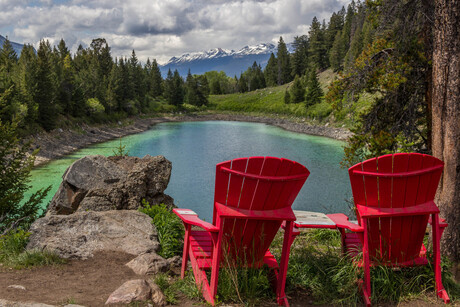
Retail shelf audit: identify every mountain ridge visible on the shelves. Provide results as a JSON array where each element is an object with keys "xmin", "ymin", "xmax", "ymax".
[
  {"xmin": 0, "ymin": 35, "xmax": 32, "ymax": 56},
  {"xmin": 160, "ymin": 42, "xmax": 294, "ymax": 77}
]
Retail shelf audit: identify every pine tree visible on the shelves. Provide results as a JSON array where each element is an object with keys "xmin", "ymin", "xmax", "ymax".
[
  {"xmin": 305, "ymin": 69, "xmax": 323, "ymax": 107},
  {"xmin": 276, "ymin": 37, "xmax": 292, "ymax": 85},
  {"xmin": 106, "ymin": 58, "xmax": 121, "ymax": 114},
  {"xmin": 172, "ymin": 70, "xmax": 185, "ymax": 106},
  {"xmin": 0, "ymin": 119, "xmax": 50, "ymax": 234},
  {"xmin": 164, "ymin": 69, "xmax": 184, "ymax": 106},
  {"xmin": 129, "ymin": 50, "xmax": 145, "ymax": 102},
  {"xmin": 344, "ymin": 1, "xmax": 366, "ymax": 69},
  {"xmin": 237, "ymin": 73, "xmax": 248, "ymax": 93},
  {"xmin": 0, "ymin": 37, "xmax": 20, "ymax": 123},
  {"xmin": 185, "ymin": 70, "xmax": 199, "ymax": 105},
  {"xmin": 150, "ymin": 59, "xmax": 163, "ymax": 98},
  {"xmin": 57, "ymin": 39, "xmax": 69, "ymax": 61},
  {"xmin": 308, "ymin": 17, "xmax": 327, "ymax": 70},
  {"xmin": 329, "ymin": 31, "xmax": 344, "ymax": 71},
  {"xmin": 246, "ymin": 61, "xmax": 265, "ymax": 91},
  {"xmin": 0, "ymin": 37, "xmax": 18, "ymax": 73},
  {"xmin": 16, "ymin": 45, "xmax": 38, "ymax": 123},
  {"xmin": 290, "ymin": 75, "xmax": 305, "ymax": 103},
  {"xmin": 291, "ymin": 35, "xmax": 309, "ymax": 77},
  {"xmin": 264, "ymin": 53, "xmax": 278, "ymax": 87},
  {"xmin": 35, "ymin": 40, "xmax": 57, "ymax": 131}
]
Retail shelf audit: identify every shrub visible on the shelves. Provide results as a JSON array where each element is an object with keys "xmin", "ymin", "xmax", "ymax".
[
  {"xmin": 0, "ymin": 119, "xmax": 50, "ymax": 235},
  {"xmin": 139, "ymin": 201, "xmax": 184, "ymax": 258},
  {"xmin": 0, "ymin": 229, "xmax": 65, "ymax": 268},
  {"xmin": 306, "ymin": 102, "xmax": 333, "ymax": 120},
  {"xmin": 85, "ymin": 98, "xmax": 105, "ymax": 114}
]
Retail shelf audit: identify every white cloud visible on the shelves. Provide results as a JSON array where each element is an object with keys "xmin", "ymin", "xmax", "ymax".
[{"xmin": 1, "ymin": 0, "xmax": 350, "ymax": 64}]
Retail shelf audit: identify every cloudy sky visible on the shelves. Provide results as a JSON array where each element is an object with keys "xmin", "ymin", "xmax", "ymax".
[{"xmin": 1, "ymin": 0, "xmax": 350, "ymax": 64}]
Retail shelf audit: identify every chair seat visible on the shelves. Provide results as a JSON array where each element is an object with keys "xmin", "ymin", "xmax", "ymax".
[
  {"xmin": 190, "ymin": 230, "xmax": 279, "ymax": 270},
  {"xmin": 344, "ymin": 233, "xmax": 429, "ymax": 267}
]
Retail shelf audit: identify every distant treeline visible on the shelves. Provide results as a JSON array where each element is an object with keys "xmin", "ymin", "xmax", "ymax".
[{"xmin": 0, "ymin": 1, "xmax": 369, "ymax": 133}]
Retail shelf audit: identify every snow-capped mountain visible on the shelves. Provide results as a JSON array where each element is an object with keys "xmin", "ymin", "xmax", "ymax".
[
  {"xmin": 161, "ymin": 42, "xmax": 294, "ymax": 77},
  {"xmin": 166, "ymin": 48, "xmax": 234, "ymax": 65}
]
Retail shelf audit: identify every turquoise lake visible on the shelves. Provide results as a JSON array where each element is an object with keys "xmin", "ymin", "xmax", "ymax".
[{"xmin": 28, "ymin": 121, "xmax": 352, "ymax": 221}]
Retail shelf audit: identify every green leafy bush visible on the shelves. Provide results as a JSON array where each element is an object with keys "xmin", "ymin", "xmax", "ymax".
[
  {"xmin": 86, "ymin": 98, "xmax": 105, "ymax": 114},
  {"xmin": 0, "ymin": 120, "xmax": 50, "ymax": 235},
  {"xmin": 139, "ymin": 201, "xmax": 184, "ymax": 258},
  {"xmin": 306, "ymin": 101, "xmax": 333, "ymax": 120}
]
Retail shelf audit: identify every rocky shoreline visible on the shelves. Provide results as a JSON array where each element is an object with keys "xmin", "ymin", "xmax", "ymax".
[{"xmin": 32, "ymin": 113, "xmax": 352, "ymax": 166}]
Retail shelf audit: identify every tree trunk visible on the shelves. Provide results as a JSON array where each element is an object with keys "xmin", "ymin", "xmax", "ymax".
[{"xmin": 431, "ymin": 0, "xmax": 460, "ymax": 265}]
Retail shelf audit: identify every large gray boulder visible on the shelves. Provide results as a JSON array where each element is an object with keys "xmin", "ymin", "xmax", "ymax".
[
  {"xmin": 26, "ymin": 210, "xmax": 160, "ymax": 259},
  {"xmin": 46, "ymin": 155, "xmax": 173, "ymax": 215}
]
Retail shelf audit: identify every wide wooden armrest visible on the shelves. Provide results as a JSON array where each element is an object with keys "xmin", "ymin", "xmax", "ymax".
[
  {"xmin": 327, "ymin": 213, "xmax": 364, "ymax": 232},
  {"xmin": 215, "ymin": 202, "xmax": 296, "ymax": 221},
  {"xmin": 428, "ymin": 215, "xmax": 448, "ymax": 228},
  {"xmin": 173, "ymin": 209, "xmax": 219, "ymax": 232},
  {"xmin": 356, "ymin": 201, "xmax": 439, "ymax": 218}
]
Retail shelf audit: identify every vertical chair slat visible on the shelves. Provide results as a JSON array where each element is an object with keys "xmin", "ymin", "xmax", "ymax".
[
  {"xmin": 362, "ymin": 157, "xmax": 380, "ymax": 259},
  {"xmin": 389, "ymin": 153, "xmax": 410, "ymax": 262},
  {"xmin": 376, "ymin": 154, "xmax": 393, "ymax": 260},
  {"xmin": 401, "ymin": 154, "xmax": 423, "ymax": 262}
]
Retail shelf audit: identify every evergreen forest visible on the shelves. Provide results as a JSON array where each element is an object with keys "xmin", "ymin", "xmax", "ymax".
[{"xmin": 0, "ymin": 0, "xmax": 431, "ymax": 166}]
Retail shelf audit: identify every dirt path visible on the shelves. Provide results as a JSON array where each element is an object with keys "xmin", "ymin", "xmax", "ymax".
[{"xmin": 0, "ymin": 252, "xmax": 140, "ymax": 306}]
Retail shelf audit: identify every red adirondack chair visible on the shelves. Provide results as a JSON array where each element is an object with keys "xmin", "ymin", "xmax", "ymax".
[
  {"xmin": 173, "ymin": 156, "xmax": 310, "ymax": 306},
  {"xmin": 328, "ymin": 153, "xmax": 450, "ymax": 306}
]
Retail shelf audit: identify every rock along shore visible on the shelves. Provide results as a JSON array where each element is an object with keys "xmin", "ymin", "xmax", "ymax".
[{"xmin": 31, "ymin": 113, "xmax": 352, "ymax": 166}]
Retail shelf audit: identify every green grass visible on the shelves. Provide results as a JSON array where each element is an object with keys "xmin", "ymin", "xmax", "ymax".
[
  {"xmin": 207, "ymin": 69, "xmax": 346, "ymax": 126},
  {"xmin": 0, "ymin": 229, "xmax": 66, "ymax": 269},
  {"xmin": 208, "ymin": 83, "xmax": 308, "ymax": 116},
  {"xmin": 272, "ymin": 229, "xmax": 460, "ymax": 305},
  {"xmin": 152, "ymin": 224, "xmax": 459, "ymax": 306},
  {"xmin": 154, "ymin": 272, "xmax": 201, "ymax": 305}
]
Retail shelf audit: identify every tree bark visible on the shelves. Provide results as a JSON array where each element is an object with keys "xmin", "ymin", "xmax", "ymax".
[{"xmin": 432, "ymin": 0, "xmax": 460, "ymax": 265}]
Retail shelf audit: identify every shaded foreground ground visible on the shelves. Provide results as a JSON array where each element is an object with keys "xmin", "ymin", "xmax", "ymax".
[{"xmin": 0, "ymin": 251, "xmax": 453, "ymax": 306}]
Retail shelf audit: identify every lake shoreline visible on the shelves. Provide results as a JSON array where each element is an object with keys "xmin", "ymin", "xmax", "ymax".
[{"xmin": 32, "ymin": 113, "xmax": 352, "ymax": 166}]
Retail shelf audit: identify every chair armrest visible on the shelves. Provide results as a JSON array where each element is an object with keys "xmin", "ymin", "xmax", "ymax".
[
  {"xmin": 173, "ymin": 209, "xmax": 219, "ymax": 232},
  {"xmin": 215, "ymin": 202, "xmax": 296, "ymax": 221},
  {"xmin": 428, "ymin": 215, "xmax": 448, "ymax": 228},
  {"xmin": 356, "ymin": 201, "xmax": 439, "ymax": 218},
  {"xmin": 327, "ymin": 213, "xmax": 364, "ymax": 232}
]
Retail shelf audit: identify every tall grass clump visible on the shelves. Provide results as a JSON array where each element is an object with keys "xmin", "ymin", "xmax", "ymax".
[
  {"xmin": 154, "ymin": 272, "xmax": 201, "ymax": 304},
  {"xmin": 0, "ymin": 229, "xmax": 65, "ymax": 269},
  {"xmin": 272, "ymin": 229, "xmax": 459, "ymax": 305},
  {"xmin": 139, "ymin": 201, "xmax": 184, "ymax": 258},
  {"xmin": 213, "ymin": 250, "xmax": 273, "ymax": 306}
]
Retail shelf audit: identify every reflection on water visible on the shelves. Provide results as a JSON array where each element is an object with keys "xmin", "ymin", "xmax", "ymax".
[{"xmin": 28, "ymin": 121, "xmax": 352, "ymax": 221}]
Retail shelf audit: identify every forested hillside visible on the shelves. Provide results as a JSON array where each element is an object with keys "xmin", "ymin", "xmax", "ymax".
[{"xmin": 0, "ymin": 0, "xmax": 442, "ymax": 164}]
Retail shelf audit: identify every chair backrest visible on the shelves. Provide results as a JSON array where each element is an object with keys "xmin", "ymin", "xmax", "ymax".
[
  {"xmin": 349, "ymin": 153, "xmax": 444, "ymax": 263},
  {"xmin": 213, "ymin": 156, "xmax": 309, "ymax": 266}
]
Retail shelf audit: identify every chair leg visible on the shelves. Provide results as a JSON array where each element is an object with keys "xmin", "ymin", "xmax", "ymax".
[
  {"xmin": 181, "ymin": 224, "xmax": 191, "ymax": 279},
  {"xmin": 362, "ymin": 219, "xmax": 371, "ymax": 307},
  {"xmin": 209, "ymin": 228, "xmax": 223, "ymax": 302},
  {"xmin": 339, "ymin": 228, "xmax": 346, "ymax": 255},
  {"xmin": 432, "ymin": 213, "xmax": 450, "ymax": 304},
  {"xmin": 277, "ymin": 220, "xmax": 293, "ymax": 306}
]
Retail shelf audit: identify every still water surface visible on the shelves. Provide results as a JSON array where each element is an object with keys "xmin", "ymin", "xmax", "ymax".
[{"xmin": 28, "ymin": 121, "xmax": 352, "ymax": 221}]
